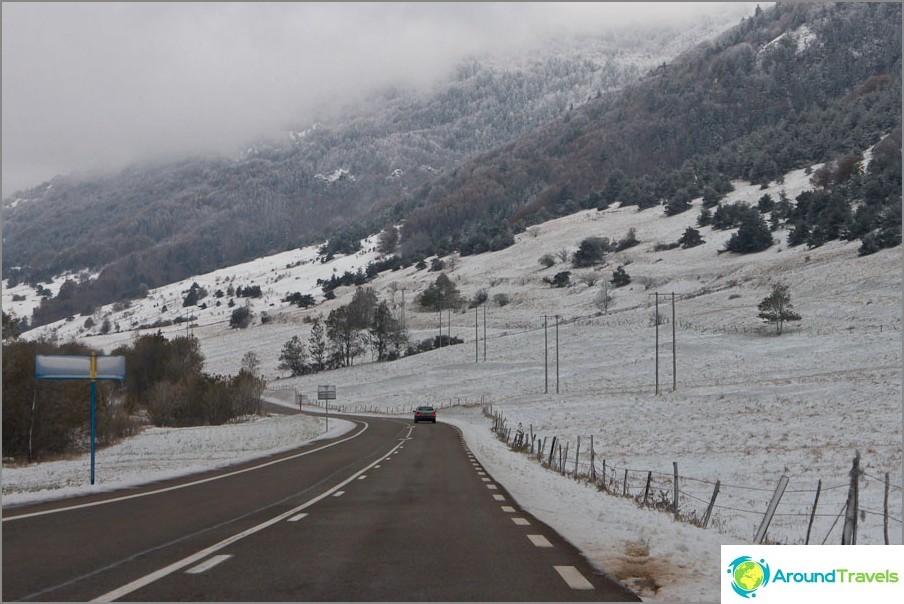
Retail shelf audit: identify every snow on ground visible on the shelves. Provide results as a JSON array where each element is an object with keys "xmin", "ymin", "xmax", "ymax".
[{"xmin": 3, "ymin": 160, "xmax": 902, "ymax": 602}]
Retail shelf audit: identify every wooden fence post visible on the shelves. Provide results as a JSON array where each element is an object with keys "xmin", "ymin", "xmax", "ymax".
[
  {"xmin": 575, "ymin": 437, "xmax": 581, "ymax": 476},
  {"xmin": 548, "ymin": 437, "xmax": 557, "ymax": 466},
  {"xmin": 842, "ymin": 451, "xmax": 860, "ymax": 545},
  {"xmin": 623, "ymin": 469, "xmax": 628, "ymax": 496},
  {"xmin": 643, "ymin": 471, "xmax": 652, "ymax": 505},
  {"xmin": 702, "ymin": 480, "xmax": 720, "ymax": 529},
  {"xmin": 590, "ymin": 435, "xmax": 596, "ymax": 482},
  {"xmin": 754, "ymin": 474, "xmax": 790, "ymax": 544},
  {"xmin": 673, "ymin": 462, "xmax": 680, "ymax": 519},
  {"xmin": 884, "ymin": 472, "xmax": 890, "ymax": 545},
  {"xmin": 805, "ymin": 479, "xmax": 822, "ymax": 545}
]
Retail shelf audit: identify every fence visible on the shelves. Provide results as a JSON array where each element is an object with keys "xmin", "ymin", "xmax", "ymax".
[{"xmin": 485, "ymin": 406, "xmax": 902, "ymax": 545}]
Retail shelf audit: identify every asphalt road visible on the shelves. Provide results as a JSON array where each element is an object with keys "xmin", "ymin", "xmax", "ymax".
[{"xmin": 2, "ymin": 414, "xmax": 639, "ymax": 602}]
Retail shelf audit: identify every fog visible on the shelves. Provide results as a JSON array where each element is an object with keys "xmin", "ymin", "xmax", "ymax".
[{"xmin": 1, "ymin": 2, "xmax": 760, "ymax": 199}]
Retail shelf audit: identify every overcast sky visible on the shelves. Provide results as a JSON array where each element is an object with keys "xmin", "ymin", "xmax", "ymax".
[{"xmin": 1, "ymin": 2, "xmax": 761, "ymax": 199}]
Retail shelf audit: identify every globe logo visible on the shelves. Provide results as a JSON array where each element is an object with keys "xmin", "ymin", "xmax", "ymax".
[{"xmin": 727, "ymin": 556, "xmax": 771, "ymax": 598}]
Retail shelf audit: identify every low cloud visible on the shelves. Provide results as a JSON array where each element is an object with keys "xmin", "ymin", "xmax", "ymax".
[{"xmin": 1, "ymin": 2, "xmax": 761, "ymax": 197}]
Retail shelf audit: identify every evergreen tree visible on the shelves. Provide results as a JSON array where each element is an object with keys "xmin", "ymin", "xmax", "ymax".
[
  {"xmin": 611, "ymin": 266, "xmax": 631, "ymax": 287},
  {"xmin": 757, "ymin": 284, "xmax": 802, "ymax": 335},
  {"xmin": 278, "ymin": 336, "xmax": 307, "ymax": 376},
  {"xmin": 725, "ymin": 209, "xmax": 773, "ymax": 253},
  {"xmin": 572, "ymin": 237, "xmax": 609, "ymax": 267},
  {"xmin": 678, "ymin": 227, "xmax": 705, "ymax": 249},
  {"xmin": 308, "ymin": 318, "xmax": 328, "ymax": 371}
]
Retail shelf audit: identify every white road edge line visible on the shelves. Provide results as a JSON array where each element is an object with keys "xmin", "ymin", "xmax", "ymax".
[
  {"xmin": 184, "ymin": 555, "xmax": 232, "ymax": 575},
  {"xmin": 4, "ymin": 421, "xmax": 372, "ymax": 522},
  {"xmin": 554, "ymin": 565, "xmax": 594, "ymax": 590},
  {"xmin": 90, "ymin": 424, "xmax": 412, "ymax": 602}
]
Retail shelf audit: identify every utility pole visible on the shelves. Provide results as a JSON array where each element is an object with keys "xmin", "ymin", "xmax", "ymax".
[
  {"xmin": 483, "ymin": 304, "xmax": 487, "ymax": 362},
  {"xmin": 555, "ymin": 314, "xmax": 560, "ymax": 394},
  {"xmin": 672, "ymin": 292, "xmax": 677, "ymax": 392},
  {"xmin": 651, "ymin": 293, "xmax": 660, "ymax": 395},
  {"xmin": 475, "ymin": 306, "xmax": 479, "ymax": 362},
  {"xmin": 544, "ymin": 315, "xmax": 549, "ymax": 394}
]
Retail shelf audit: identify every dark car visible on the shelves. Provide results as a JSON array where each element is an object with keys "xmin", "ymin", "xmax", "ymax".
[{"xmin": 413, "ymin": 405, "xmax": 437, "ymax": 423}]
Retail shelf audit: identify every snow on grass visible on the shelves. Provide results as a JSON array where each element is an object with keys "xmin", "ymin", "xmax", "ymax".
[{"xmin": 3, "ymin": 161, "xmax": 902, "ymax": 601}]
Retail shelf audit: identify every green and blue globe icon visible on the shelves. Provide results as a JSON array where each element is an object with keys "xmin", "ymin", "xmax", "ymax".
[{"xmin": 727, "ymin": 556, "xmax": 771, "ymax": 598}]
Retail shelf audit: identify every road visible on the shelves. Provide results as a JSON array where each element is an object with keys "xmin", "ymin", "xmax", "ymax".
[{"xmin": 2, "ymin": 414, "xmax": 639, "ymax": 602}]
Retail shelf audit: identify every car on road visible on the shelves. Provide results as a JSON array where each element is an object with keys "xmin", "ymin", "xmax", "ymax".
[{"xmin": 413, "ymin": 405, "xmax": 437, "ymax": 423}]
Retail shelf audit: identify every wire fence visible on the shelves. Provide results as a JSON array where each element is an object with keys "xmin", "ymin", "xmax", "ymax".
[{"xmin": 485, "ymin": 406, "xmax": 902, "ymax": 545}]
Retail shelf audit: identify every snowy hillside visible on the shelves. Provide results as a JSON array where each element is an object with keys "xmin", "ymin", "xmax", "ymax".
[{"xmin": 3, "ymin": 159, "xmax": 902, "ymax": 601}]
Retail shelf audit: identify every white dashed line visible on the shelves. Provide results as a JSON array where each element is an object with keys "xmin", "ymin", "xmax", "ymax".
[
  {"xmin": 333, "ymin": 491, "xmax": 345, "ymax": 497},
  {"xmin": 501, "ymin": 506, "xmax": 516, "ymax": 513},
  {"xmin": 287, "ymin": 513, "xmax": 308, "ymax": 522},
  {"xmin": 185, "ymin": 555, "xmax": 232, "ymax": 575},
  {"xmin": 481, "ymin": 477, "xmax": 491, "ymax": 482},
  {"xmin": 486, "ymin": 484, "xmax": 498, "ymax": 490},
  {"xmin": 374, "ymin": 465, "xmax": 381, "ymax": 469},
  {"xmin": 527, "ymin": 535, "xmax": 553, "ymax": 547},
  {"xmin": 357, "ymin": 475, "xmax": 367, "ymax": 480},
  {"xmin": 554, "ymin": 566, "xmax": 594, "ymax": 590},
  {"xmin": 511, "ymin": 518, "xmax": 530, "ymax": 526},
  {"xmin": 493, "ymin": 494, "xmax": 505, "ymax": 501}
]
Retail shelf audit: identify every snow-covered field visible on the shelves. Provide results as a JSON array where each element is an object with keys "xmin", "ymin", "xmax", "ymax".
[{"xmin": 3, "ymin": 161, "xmax": 902, "ymax": 602}]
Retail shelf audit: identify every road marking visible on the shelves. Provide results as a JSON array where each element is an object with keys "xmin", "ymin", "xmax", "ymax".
[
  {"xmin": 554, "ymin": 566, "xmax": 594, "ymax": 590},
  {"xmin": 357, "ymin": 475, "xmax": 367, "ymax": 480},
  {"xmin": 477, "ymin": 471, "xmax": 487, "ymax": 476},
  {"xmin": 511, "ymin": 517, "xmax": 530, "ymax": 526},
  {"xmin": 501, "ymin": 506, "xmax": 516, "ymax": 513},
  {"xmin": 481, "ymin": 477, "xmax": 491, "ymax": 482},
  {"xmin": 486, "ymin": 484, "xmax": 498, "ymax": 490},
  {"xmin": 288, "ymin": 513, "xmax": 308, "ymax": 522},
  {"xmin": 527, "ymin": 534, "xmax": 553, "ymax": 548},
  {"xmin": 333, "ymin": 491, "xmax": 345, "ymax": 497},
  {"xmin": 185, "ymin": 555, "xmax": 232, "ymax": 575},
  {"xmin": 493, "ymin": 494, "xmax": 505, "ymax": 501},
  {"xmin": 90, "ymin": 430, "xmax": 407, "ymax": 602},
  {"xmin": 4, "ymin": 421, "xmax": 373, "ymax": 522},
  {"xmin": 374, "ymin": 465, "xmax": 381, "ymax": 469}
]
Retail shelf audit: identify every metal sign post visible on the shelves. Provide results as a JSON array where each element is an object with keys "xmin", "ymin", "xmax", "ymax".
[
  {"xmin": 317, "ymin": 385, "xmax": 336, "ymax": 431},
  {"xmin": 35, "ymin": 354, "xmax": 126, "ymax": 485}
]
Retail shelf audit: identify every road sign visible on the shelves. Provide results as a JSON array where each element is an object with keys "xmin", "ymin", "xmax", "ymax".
[
  {"xmin": 35, "ymin": 354, "xmax": 126, "ymax": 485},
  {"xmin": 317, "ymin": 385, "xmax": 336, "ymax": 400}
]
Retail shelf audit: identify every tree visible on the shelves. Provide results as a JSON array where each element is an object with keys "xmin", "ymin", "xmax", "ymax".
[
  {"xmin": 417, "ymin": 273, "xmax": 461, "ymax": 309},
  {"xmin": 611, "ymin": 266, "xmax": 631, "ymax": 287},
  {"xmin": 538, "ymin": 253, "xmax": 556, "ymax": 268},
  {"xmin": 369, "ymin": 301, "xmax": 405, "ymax": 361},
  {"xmin": 757, "ymin": 284, "xmax": 802, "ymax": 335},
  {"xmin": 678, "ymin": 227, "xmax": 705, "ymax": 249},
  {"xmin": 278, "ymin": 336, "xmax": 307, "ymax": 376},
  {"xmin": 308, "ymin": 318, "xmax": 328, "ymax": 371},
  {"xmin": 664, "ymin": 189, "xmax": 693, "ymax": 216},
  {"xmin": 241, "ymin": 351, "xmax": 261, "ymax": 377},
  {"xmin": 229, "ymin": 305, "xmax": 253, "ymax": 329},
  {"xmin": 549, "ymin": 271, "xmax": 571, "ymax": 288},
  {"xmin": 377, "ymin": 226, "xmax": 400, "ymax": 255},
  {"xmin": 572, "ymin": 237, "xmax": 609, "ymax": 267},
  {"xmin": 594, "ymin": 281, "xmax": 613, "ymax": 313},
  {"xmin": 724, "ymin": 209, "xmax": 773, "ymax": 253},
  {"xmin": 326, "ymin": 306, "xmax": 364, "ymax": 367}
]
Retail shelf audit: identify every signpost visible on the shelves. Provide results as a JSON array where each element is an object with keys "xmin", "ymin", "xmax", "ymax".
[
  {"xmin": 35, "ymin": 354, "xmax": 126, "ymax": 485},
  {"xmin": 317, "ymin": 385, "xmax": 336, "ymax": 430}
]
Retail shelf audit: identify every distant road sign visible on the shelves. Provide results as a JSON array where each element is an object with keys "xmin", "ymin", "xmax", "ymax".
[
  {"xmin": 317, "ymin": 385, "xmax": 336, "ymax": 400},
  {"xmin": 35, "ymin": 355, "xmax": 125, "ymax": 381}
]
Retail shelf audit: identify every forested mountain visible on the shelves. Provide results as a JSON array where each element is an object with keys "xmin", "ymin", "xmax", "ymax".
[
  {"xmin": 4, "ymin": 2, "xmax": 901, "ymax": 329},
  {"xmin": 391, "ymin": 2, "xmax": 901, "ymax": 259}
]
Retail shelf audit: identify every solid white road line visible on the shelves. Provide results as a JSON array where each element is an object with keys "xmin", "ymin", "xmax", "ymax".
[
  {"xmin": 554, "ymin": 566, "xmax": 594, "ymax": 590},
  {"xmin": 287, "ymin": 513, "xmax": 308, "ymax": 522},
  {"xmin": 527, "ymin": 535, "xmax": 553, "ymax": 548},
  {"xmin": 90, "ymin": 429, "xmax": 409, "ymax": 602},
  {"xmin": 4, "ymin": 422, "xmax": 372, "ymax": 522},
  {"xmin": 511, "ymin": 518, "xmax": 530, "ymax": 526},
  {"xmin": 185, "ymin": 555, "xmax": 232, "ymax": 575}
]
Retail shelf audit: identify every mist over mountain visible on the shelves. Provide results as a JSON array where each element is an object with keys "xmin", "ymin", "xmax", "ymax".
[{"xmin": 3, "ymin": 2, "xmax": 900, "ymax": 330}]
